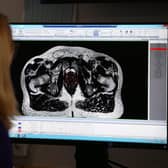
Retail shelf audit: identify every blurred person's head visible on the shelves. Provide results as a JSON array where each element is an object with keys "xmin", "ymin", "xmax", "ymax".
[{"xmin": 0, "ymin": 13, "xmax": 17, "ymax": 129}]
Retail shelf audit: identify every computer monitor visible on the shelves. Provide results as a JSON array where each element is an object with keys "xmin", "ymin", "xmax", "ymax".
[{"xmin": 9, "ymin": 23, "xmax": 167, "ymax": 148}]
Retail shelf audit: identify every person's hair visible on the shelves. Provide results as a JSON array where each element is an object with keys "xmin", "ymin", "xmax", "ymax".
[{"xmin": 0, "ymin": 13, "xmax": 17, "ymax": 130}]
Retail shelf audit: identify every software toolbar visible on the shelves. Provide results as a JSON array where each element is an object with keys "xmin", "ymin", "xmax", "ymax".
[{"xmin": 11, "ymin": 24, "xmax": 167, "ymax": 42}]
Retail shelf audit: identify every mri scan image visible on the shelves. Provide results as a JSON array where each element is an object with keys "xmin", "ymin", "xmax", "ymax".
[{"xmin": 21, "ymin": 46, "xmax": 123, "ymax": 118}]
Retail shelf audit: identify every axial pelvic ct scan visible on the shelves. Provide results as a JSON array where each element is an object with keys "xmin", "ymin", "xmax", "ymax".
[{"xmin": 20, "ymin": 46, "xmax": 124, "ymax": 118}]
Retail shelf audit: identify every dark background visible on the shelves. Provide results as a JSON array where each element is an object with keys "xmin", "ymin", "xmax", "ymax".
[
  {"xmin": 11, "ymin": 40, "xmax": 148, "ymax": 119},
  {"xmin": 40, "ymin": 0, "xmax": 163, "ymax": 3},
  {"xmin": 3, "ymin": 1, "xmax": 167, "ymax": 167}
]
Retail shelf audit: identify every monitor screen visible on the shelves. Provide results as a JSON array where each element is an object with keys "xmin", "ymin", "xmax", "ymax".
[{"xmin": 9, "ymin": 24, "xmax": 167, "ymax": 147}]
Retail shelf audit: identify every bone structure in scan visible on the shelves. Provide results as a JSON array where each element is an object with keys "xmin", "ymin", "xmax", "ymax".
[{"xmin": 21, "ymin": 46, "xmax": 123, "ymax": 118}]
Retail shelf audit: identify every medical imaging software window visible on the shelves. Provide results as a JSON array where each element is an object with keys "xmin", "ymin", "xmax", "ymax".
[{"xmin": 10, "ymin": 25, "xmax": 167, "ymax": 143}]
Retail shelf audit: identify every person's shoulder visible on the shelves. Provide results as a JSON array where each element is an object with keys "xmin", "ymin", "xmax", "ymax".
[
  {"xmin": 0, "ymin": 120, "xmax": 13, "ymax": 167},
  {"xmin": 0, "ymin": 121, "xmax": 9, "ymax": 141},
  {"xmin": 0, "ymin": 120, "xmax": 5, "ymax": 131}
]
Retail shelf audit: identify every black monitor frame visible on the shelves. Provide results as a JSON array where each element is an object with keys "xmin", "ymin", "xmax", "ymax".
[{"xmin": 10, "ymin": 23, "xmax": 168, "ymax": 150}]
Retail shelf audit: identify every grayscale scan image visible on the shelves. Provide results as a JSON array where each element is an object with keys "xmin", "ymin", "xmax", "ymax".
[{"xmin": 21, "ymin": 46, "xmax": 123, "ymax": 118}]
